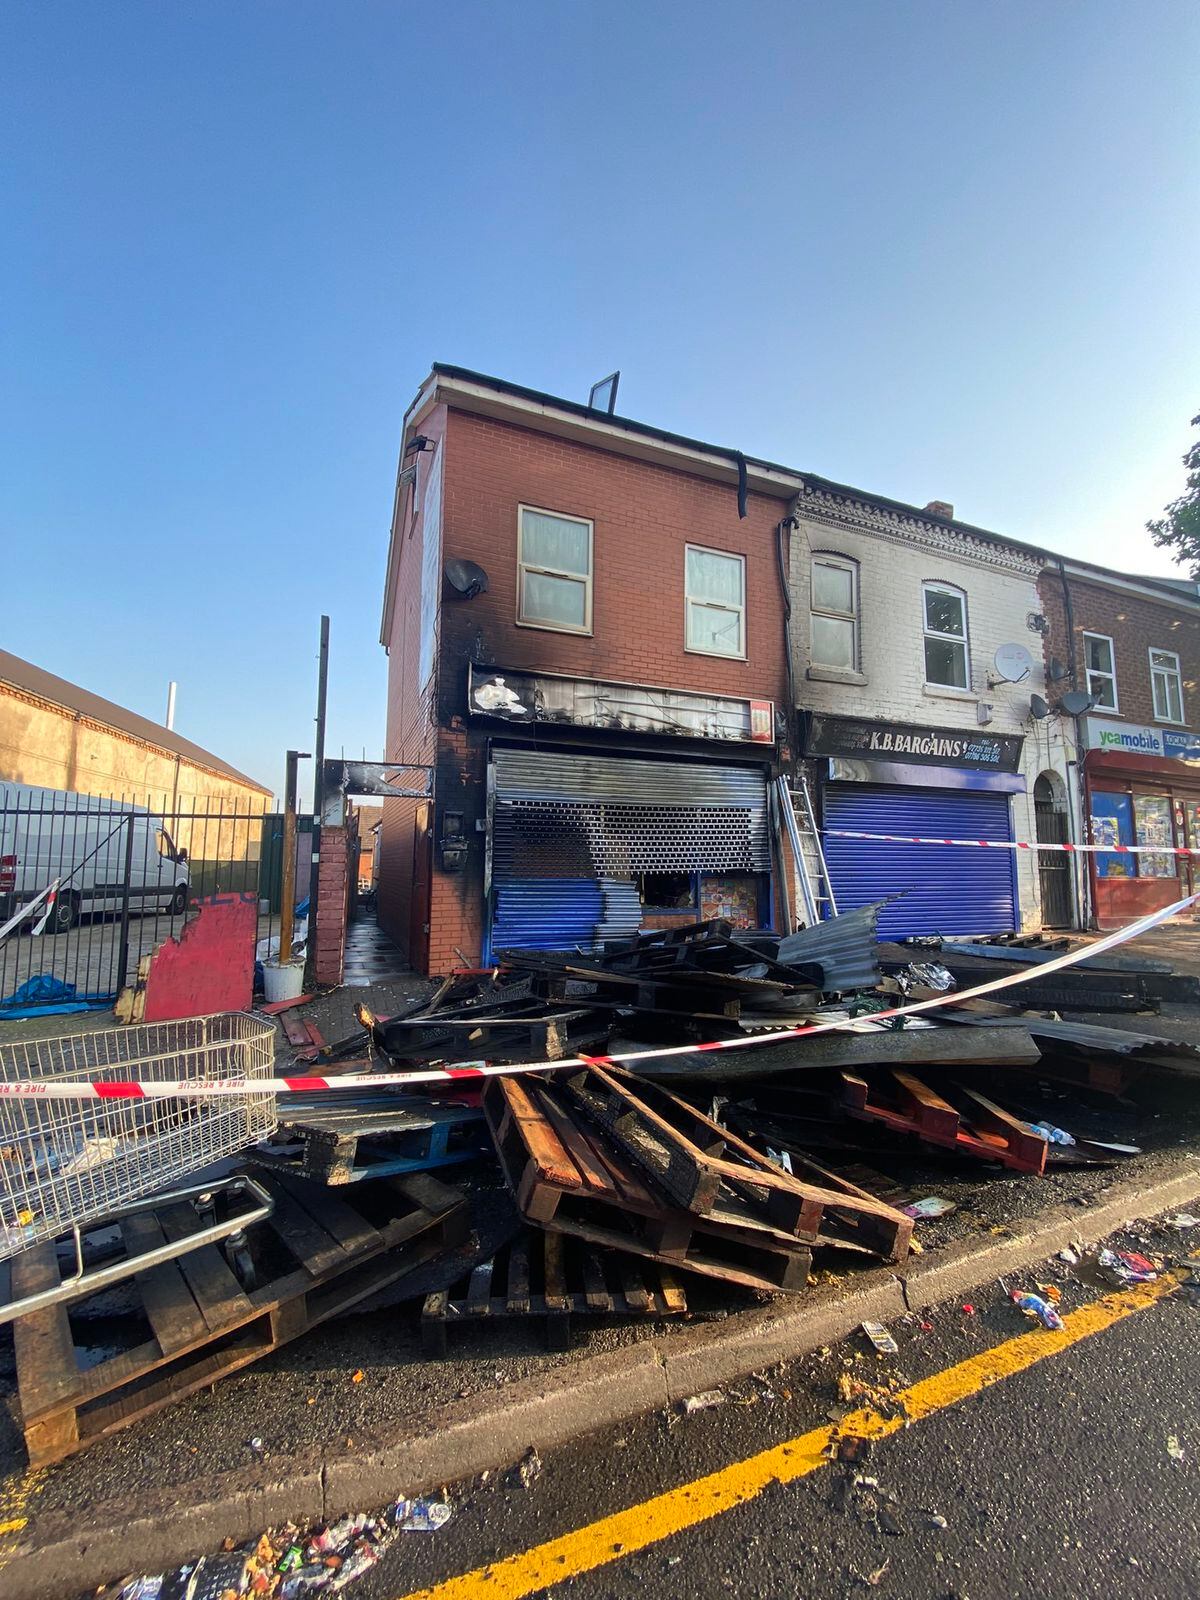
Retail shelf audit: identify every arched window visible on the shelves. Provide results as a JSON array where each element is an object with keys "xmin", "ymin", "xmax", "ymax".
[
  {"xmin": 810, "ymin": 554, "xmax": 859, "ymax": 671},
  {"xmin": 922, "ymin": 582, "xmax": 969, "ymax": 689}
]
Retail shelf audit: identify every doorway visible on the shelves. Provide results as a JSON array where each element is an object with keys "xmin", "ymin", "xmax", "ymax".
[{"xmin": 1035, "ymin": 774, "xmax": 1073, "ymax": 927}]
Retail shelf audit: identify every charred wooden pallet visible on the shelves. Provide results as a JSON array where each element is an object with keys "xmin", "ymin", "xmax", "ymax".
[
  {"xmin": 9, "ymin": 1171, "xmax": 469, "ymax": 1468},
  {"xmin": 483, "ymin": 1075, "xmax": 811, "ymax": 1294},
  {"xmin": 421, "ymin": 1228, "xmax": 687, "ymax": 1355},
  {"xmin": 558, "ymin": 1063, "xmax": 912, "ymax": 1264},
  {"xmin": 841, "ymin": 1070, "xmax": 1047, "ymax": 1174},
  {"xmin": 251, "ymin": 1093, "xmax": 491, "ymax": 1184}
]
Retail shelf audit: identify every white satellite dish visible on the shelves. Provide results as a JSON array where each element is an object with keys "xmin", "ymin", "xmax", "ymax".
[{"xmin": 994, "ymin": 642, "xmax": 1034, "ymax": 683}]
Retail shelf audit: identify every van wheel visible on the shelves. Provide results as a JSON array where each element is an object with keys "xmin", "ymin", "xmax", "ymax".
[
  {"xmin": 50, "ymin": 891, "xmax": 79, "ymax": 933},
  {"xmin": 171, "ymin": 884, "xmax": 188, "ymax": 915}
]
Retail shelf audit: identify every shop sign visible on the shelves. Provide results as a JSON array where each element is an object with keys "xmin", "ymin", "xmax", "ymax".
[
  {"xmin": 1084, "ymin": 716, "xmax": 1200, "ymax": 764},
  {"xmin": 805, "ymin": 712, "xmax": 1023, "ymax": 773},
  {"xmin": 468, "ymin": 665, "xmax": 775, "ymax": 745}
]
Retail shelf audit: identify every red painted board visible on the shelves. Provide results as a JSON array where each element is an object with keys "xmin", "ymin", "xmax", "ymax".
[{"xmin": 141, "ymin": 894, "xmax": 257, "ymax": 1023}]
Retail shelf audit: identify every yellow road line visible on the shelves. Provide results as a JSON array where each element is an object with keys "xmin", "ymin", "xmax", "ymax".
[
  {"xmin": 396, "ymin": 1273, "xmax": 1178, "ymax": 1600},
  {"xmin": 0, "ymin": 1466, "xmax": 47, "ymax": 1569}
]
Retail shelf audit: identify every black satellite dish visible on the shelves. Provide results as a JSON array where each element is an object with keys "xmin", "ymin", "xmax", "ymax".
[
  {"xmin": 1060, "ymin": 689, "xmax": 1095, "ymax": 716},
  {"xmin": 1029, "ymin": 694, "xmax": 1050, "ymax": 720},
  {"xmin": 444, "ymin": 558, "xmax": 489, "ymax": 598}
]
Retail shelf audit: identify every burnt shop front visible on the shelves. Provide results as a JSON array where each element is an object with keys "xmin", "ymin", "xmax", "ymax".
[
  {"xmin": 805, "ymin": 713, "xmax": 1025, "ymax": 940},
  {"xmin": 469, "ymin": 666, "xmax": 777, "ymax": 959},
  {"xmin": 1082, "ymin": 716, "xmax": 1200, "ymax": 930}
]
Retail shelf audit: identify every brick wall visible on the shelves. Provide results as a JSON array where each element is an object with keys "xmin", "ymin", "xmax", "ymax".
[
  {"xmin": 314, "ymin": 823, "xmax": 350, "ymax": 985},
  {"xmin": 1037, "ymin": 569, "xmax": 1200, "ymax": 729},
  {"xmin": 382, "ymin": 404, "xmax": 793, "ymax": 972}
]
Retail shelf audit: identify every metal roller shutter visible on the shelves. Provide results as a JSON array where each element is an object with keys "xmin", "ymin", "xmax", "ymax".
[
  {"xmin": 488, "ymin": 748, "xmax": 770, "ymax": 954},
  {"xmin": 822, "ymin": 785, "xmax": 1017, "ymax": 939}
]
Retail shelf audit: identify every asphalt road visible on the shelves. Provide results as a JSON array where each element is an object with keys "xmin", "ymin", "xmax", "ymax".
[{"xmin": 348, "ymin": 1243, "xmax": 1200, "ymax": 1600}]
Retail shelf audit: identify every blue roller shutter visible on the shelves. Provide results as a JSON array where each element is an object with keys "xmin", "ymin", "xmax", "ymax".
[
  {"xmin": 491, "ymin": 879, "xmax": 603, "ymax": 954},
  {"xmin": 822, "ymin": 785, "xmax": 1017, "ymax": 939}
]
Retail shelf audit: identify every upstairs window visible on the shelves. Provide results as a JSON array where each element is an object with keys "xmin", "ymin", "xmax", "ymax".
[
  {"xmin": 922, "ymin": 582, "xmax": 969, "ymax": 688},
  {"xmin": 685, "ymin": 546, "xmax": 746, "ymax": 657},
  {"xmin": 1151, "ymin": 647, "xmax": 1184, "ymax": 723},
  {"xmin": 517, "ymin": 506, "xmax": 593, "ymax": 634},
  {"xmin": 1083, "ymin": 632, "xmax": 1118, "ymax": 710},
  {"xmin": 810, "ymin": 555, "xmax": 858, "ymax": 670}
]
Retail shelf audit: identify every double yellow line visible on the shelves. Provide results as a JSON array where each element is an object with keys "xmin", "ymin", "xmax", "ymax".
[{"xmin": 397, "ymin": 1273, "xmax": 1179, "ymax": 1600}]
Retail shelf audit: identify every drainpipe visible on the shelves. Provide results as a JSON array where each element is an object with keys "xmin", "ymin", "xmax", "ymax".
[{"xmin": 1057, "ymin": 558, "xmax": 1091, "ymax": 927}]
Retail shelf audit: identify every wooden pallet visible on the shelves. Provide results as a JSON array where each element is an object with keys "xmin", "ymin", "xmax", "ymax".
[
  {"xmin": 421, "ymin": 1228, "xmax": 687, "ymax": 1355},
  {"xmin": 841, "ymin": 1070, "xmax": 1047, "ymax": 1174},
  {"xmin": 252, "ymin": 1093, "xmax": 491, "ymax": 1184},
  {"xmin": 9, "ymin": 1170, "xmax": 470, "ymax": 1467},
  {"xmin": 483, "ymin": 1075, "xmax": 811, "ymax": 1294},
  {"xmin": 559, "ymin": 1063, "xmax": 912, "ymax": 1264}
]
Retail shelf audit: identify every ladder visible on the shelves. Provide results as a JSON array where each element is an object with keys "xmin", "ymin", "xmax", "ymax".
[{"xmin": 774, "ymin": 774, "xmax": 839, "ymax": 927}]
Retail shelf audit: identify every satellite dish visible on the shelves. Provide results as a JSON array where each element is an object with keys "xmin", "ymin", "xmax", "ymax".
[
  {"xmin": 1029, "ymin": 694, "xmax": 1050, "ymax": 720},
  {"xmin": 1048, "ymin": 656, "xmax": 1070, "ymax": 683},
  {"xmin": 994, "ymin": 643, "xmax": 1033, "ymax": 683},
  {"xmin": 1060, "ymin": 689, "xmax": 1095, "ymax": 716},
  {"xmin": 444, "ymin": 558, "xmax": 489, "ymax": 598}
]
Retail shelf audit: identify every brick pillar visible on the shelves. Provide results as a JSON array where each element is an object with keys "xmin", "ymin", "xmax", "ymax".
[{"xmin": 314, "ymin": 823, "xmax": 349, "ymax": 986}]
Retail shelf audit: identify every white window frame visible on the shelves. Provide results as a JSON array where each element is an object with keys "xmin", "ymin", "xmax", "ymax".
[
  {"xmin": 684, "ymin": 544, "xmax": 746, "ymax": 659},
  {"xmin": 922, "ymin": 581, "xmax": 970, "ymax": 690},
  {"xmin": 1150, "ymin": 646, "xmax": 1184, "ymax": 724},
  {"xmin": 810, "ymin": 554, "xmax": 859, "ymax": 671},
  {"xmin": 516, "ymin": 504, "xmax": 594, "ymax": 636},
  {"xmin": 1083, "ymin": 631, "xmax": 1119, "ymax": 712}
]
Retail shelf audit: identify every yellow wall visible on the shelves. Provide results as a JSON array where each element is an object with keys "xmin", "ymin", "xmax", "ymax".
[{"xmin": 0, "ymin": 683, "xmax": 271, "ymax": 863}]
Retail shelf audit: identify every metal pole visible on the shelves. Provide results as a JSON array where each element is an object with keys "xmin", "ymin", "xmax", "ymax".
[
  {"xmin": 279, "ymin": 751, "xmax": 310, "ymax": 966},
  {"xmin": 115, "ymin": 812, "xmax": 138, "ymax": 994},
  {"xmin": 165, "ymin": 681, "xmax": 177, "ymax": 731},
  {"xmin": 313, "ymin": 616, "xmax": 329, "ymax": 815}
]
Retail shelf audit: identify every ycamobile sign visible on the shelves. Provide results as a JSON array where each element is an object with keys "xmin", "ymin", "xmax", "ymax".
[
  {"xmin": 805, "ymin": 713, "xmax": 1024, "ymax": 773},
  {"xmin": 1084, "ymin": 716, "xmax": 1200, "ymax": 763}
]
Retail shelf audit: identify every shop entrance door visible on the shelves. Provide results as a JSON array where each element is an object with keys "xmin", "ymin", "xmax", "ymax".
[{"xmin": 1034, "ymin": 776, "xmax": 1073, "ymax": 927}]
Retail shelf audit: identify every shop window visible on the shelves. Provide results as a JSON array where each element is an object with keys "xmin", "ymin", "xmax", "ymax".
[
  {"xmin": 637, "ymin": 872, "xmax": 696, "ymax": 911},
  {"xmin": 1083, "ymin": 632, "xmax": 1118, "ymax": 710},
  {"xmin": 811, "ymin": 555, "xmax": 859, "ymax": 670},
  {"xmin": 517, "ymin": 506, "xmax": 593, "ymax": 634},
  {"xmin": 685, "ymin": 546, "xmax": 745, "ymax": 658},
  {"xmin": 1133, "ymin": 793, "xmax": 1178, "ymax": 878},
  {"xmin": 1090, "ymin": 791, "xmax": 1134, "ymax": 878},
  {"xmin": 700, "ymin": 872, "xmax": 761, "ymax": 928},
  {"xmin": 1150, "ymin": 648, "xmax": 1184, "ymax": 724},
  {"xmin": 922, "ymin": 582, "xmax": 969, "ymax": 689}
]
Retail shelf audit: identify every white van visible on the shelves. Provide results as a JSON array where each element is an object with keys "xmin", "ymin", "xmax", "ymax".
[{"xmin": 0, "ymin": 783, "xmax": 190, "ymax": 933}]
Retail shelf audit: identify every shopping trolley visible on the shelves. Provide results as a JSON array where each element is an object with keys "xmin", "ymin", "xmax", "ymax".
[{"xmin": 0, "ymin": 1012, "xmax": 279, "ymax": 1324}]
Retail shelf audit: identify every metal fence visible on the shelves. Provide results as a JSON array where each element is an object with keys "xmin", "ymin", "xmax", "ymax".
[{"xmin": 0, "ymin": 791, "xmax": 289, "ymax": 1013}]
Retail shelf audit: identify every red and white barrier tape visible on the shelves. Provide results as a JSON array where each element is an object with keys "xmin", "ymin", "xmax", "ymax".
[
  {"xmin": 827, "ymin": 830, "xmax": 1200, "ymax": 856},
  {"xmin": 1, "ymin": 892, "xmax": 1194, "ymax": 1102}
]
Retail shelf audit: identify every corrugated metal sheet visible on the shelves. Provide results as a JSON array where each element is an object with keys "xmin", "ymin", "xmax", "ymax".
[
  {"xmin": 491, "ymin": 878, "xmax": 603, "ymax": 954},
  {"xmin": 823, "ymin": 785, "xmax": 1017, "ymax": 939},
  {"xmin": 775, "ymin": 900, "xmax": 884, "ymax": 991},
  {"xmin": 492, "ymin": 749, "xmax": 768, "ymax": 808}
]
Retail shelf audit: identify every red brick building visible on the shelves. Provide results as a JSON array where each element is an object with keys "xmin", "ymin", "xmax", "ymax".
[
  {"xmin": 377, "ymin": 367, "xmax": 796, "ymax": 973},
  {"xmin": 1036, "ymin": 561, "xmax": 1200, "ymax": 928}
]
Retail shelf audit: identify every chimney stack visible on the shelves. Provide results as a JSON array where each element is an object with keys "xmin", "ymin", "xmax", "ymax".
[{"xmin": 924, "ymin": 500, "xmax": 955, "ymax": 521}]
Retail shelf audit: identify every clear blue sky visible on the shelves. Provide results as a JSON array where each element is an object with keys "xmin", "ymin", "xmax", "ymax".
[{"xmin": 3, "ymin": 2, "xmax": 1197, "ymax": 802}]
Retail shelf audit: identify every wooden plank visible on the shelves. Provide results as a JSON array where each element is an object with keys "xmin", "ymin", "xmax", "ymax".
[
  {"xmin": 120, "ymin": 1210, "xmax": 207, "ymax": 1355},
  {"xmin": 259, "ymin": 993, "xmax": 316, "ymax": 1014},
  {"xmin": 618, "ymin": 1259, "xmax": 651, "ymax": 1313},
  {"xmin": 254, "ymin": 1184, "xmax": 350, "ymax": 1279},
  {"xmin": 892, "ymin": 1070, "xmax": 960, "ymax": 1138},
  {"xmin": 497, "ymin": 1077, "xmax": 582, "ymax": 1190},
  {"xmin": 156, "ymin": 1205, "xmax": 256, "ymax": 1331},
  {"xmin": 269, "ymin": 1174, "xmax": 383, "ymax": 1257},
  {"xmin": 542, "ymin": 1230, "xmax": 569, "ymax": 1311},
  {"xmin": 530, "ymin": 1084, "xmax": 628, "ymax": 1198},
  {"xmin": 11, "ymin": 1245, "xmax": 79, "ymax": 1420},
  {"xmin": 466, "ymin": 1257, "xmax": 494, "ymax": 1316},
  {"xmin": 506, "ymin": 1236, "xmax": 531, "ymax": 1315},
  {"xmin": 656, "ymin": 1265, "xmax": 687, "ymax": 1314},
  {"xmin": 580, "ymin": 1248, "xmax": 613, "ymax": 1312}
]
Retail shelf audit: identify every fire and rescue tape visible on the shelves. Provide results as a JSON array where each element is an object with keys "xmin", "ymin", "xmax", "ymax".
[
  {"xmin": 826, "ymin": 830, "xmax": 1200, "ymax": 856},
  {"xmin": 0, "ymin": 891, "xmax": 1194, "ymax": 1102}
]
